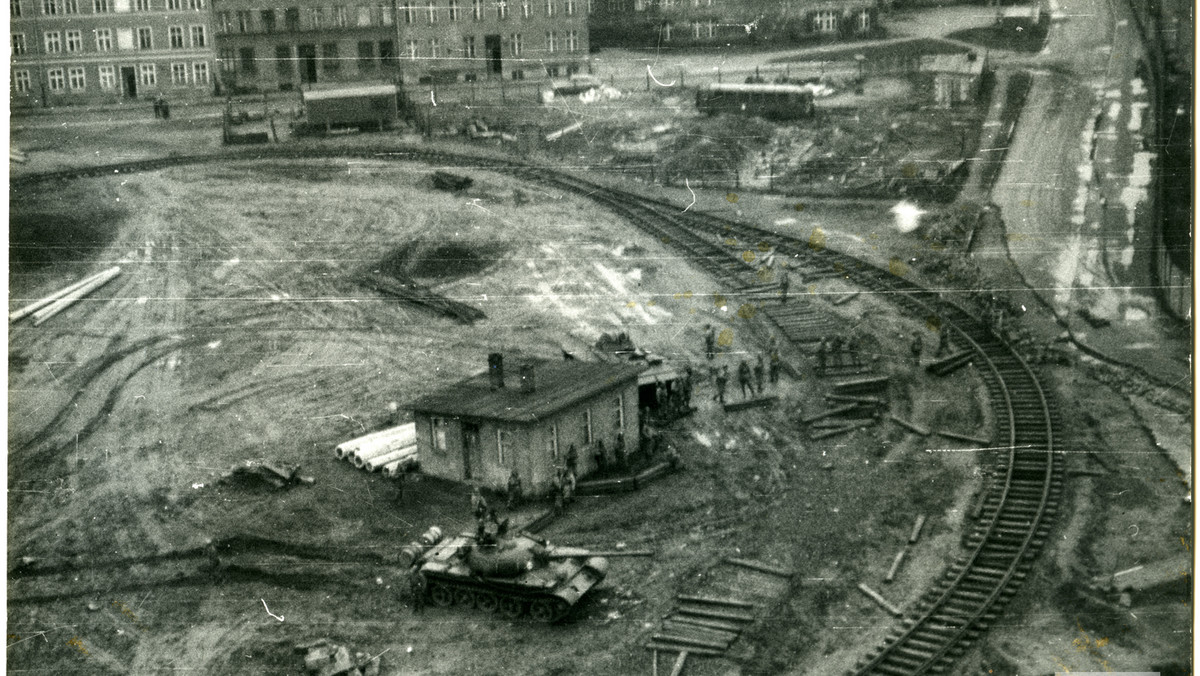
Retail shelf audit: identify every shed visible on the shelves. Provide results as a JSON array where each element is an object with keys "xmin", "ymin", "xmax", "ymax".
[
  {"xmin": 405, "ymin": 354, "xmax": 645, "ymax": 495},
  {"xmin": 300, "ymin": 84, "xmax": 399, "ymax": 132},
  {"xmin": 920, "ymin": 52, "xmax": 987, "ymax": 107}
]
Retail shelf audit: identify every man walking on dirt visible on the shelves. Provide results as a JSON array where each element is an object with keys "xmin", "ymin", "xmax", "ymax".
[
  {"xmin": 703, "ymin": 325, "xmax": 716, "ymax": 360},
  {"xmin": 753, "ymin": 355, "xmax": 766, "ymax": 395},
  {"xmin": 409, "ymin": 567, "xmax": 427, "ymax": 614},
  {"xmin": 714, "ymin": 366, "xmax": 728, "ymax": 405},
  {"xmin": 910, "ymin": 331, "xmax": 923, "ymax": 367},
  {"xmin": 737, "ymin": 360, "xmax": 753, "ymax": 400}
]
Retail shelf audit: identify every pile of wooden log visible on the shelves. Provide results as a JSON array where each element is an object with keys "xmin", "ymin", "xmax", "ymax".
[
  {"xmin": 924, "ymin": 349, "xmax": 973, "ymax": 376},
  {"xmin": 359, "ymin": 271, "xmax": 486, "ymax": 324},
  {"xmin": 648, "ymin": 594, "xmax": 757, "ymax": 657},
  {"xmin": 803, "ymin": 377, "xmax": 890, "ymax": 440}
]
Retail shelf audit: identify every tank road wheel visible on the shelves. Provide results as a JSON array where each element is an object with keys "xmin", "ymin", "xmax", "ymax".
[
  {"xmin": 497, "ymin": 596, "xmax": 525, "ymax": 620},
  {"xmin": 529, "ymin": 598, "xmax": 569, "ymax": 623},
  {"xmin": 429, "ymin": 583, "xmax": 454, "ymax": 608},
  {"xmin": 474, "ymin": 591, "xmax": 499, "ymax": 613},
  {"xmin": 453, "ymin": 588, "xmax": 475, "ymax": 608}
]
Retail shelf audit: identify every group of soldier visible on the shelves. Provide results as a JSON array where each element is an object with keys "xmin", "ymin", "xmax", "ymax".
[{"xmin": 707, "ymin": 336, "xmax": 782, "ymax": 404}]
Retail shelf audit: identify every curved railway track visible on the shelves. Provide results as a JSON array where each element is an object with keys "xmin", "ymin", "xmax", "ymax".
[{"xmin": 12, "ymin": 145, "xmax": 1064, "ymax": 674}]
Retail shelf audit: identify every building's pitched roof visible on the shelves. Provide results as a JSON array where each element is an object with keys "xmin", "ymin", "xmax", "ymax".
[
  {"xmin": 920, "ymin": 53, "xmax": 986, "ymax": 76},
  {"xmin": 405, "ymin": 359, "xmax": 647, "ymax": 424},
  {"xmin": 302, "ymin": 84, "xmax": 398, "ymax": 101}
]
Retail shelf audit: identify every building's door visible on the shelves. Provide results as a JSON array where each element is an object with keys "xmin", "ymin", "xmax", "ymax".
[
  {"xmin": 298, "ymin": 44, "xmax": 318, "ymax": 83},
  {"xmin": 120, "ymin": 67, "xmax": 137, "ymax": 98},
  {"xmin": 462, "ymin": 422, "xmax": 480, "ymax": 480},
  {"xmin": 484, "ymin": 35, "xmax": 502, "ymax": 75}
]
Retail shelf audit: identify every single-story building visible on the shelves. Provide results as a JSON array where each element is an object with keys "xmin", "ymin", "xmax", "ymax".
[
  {"xmin": 406, "ymin": 353, "xmax": 645, "ymax": 496},
  {"xmin": 921, "ymin": 52, "xmax": 988, "ymax": 108}
]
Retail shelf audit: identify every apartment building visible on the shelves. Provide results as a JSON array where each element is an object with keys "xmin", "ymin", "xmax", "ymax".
[{"xmin": 10, "ymin": 0, "xmax": 216, "ymax": 105}]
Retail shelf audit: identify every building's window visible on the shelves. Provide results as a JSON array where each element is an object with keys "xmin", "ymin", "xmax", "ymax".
[
  {"xmin": 169, "ymin": 25, "xmax": 184, "ymax": 48},
  {"xmin": 357, "ymin": 5, "xmax": 370, "ymax": 24},
  {"xmin": 333, "ymin": 5, "xmax": 346, "ymax": 26},
  {"xmin": 584, "ymin": 408, "xmax": 593, "ymax": 444},
  {"xmin": 92, "ymin": 0, "xmax": 109, "ymax": 12},
  {"xmin": 63, "ymin": 0, "xmax": 77, "ymax": 13},
  {"xmin": 429, "ymin": 37, "xmax": 439, "ymax": 58},
  {"xmin": 171, "ymin": 61, "xmax": 188, "ymax": 83},
  {"xmin": 813, "ymin": 10, "xmax": 837, "ymax": 34},
  {"xmin": 321, "ymin": 42, "xmax": 338, "ymax": 73},
  {"xmin": 692, "ymin": 21, "xmax": 700, "ymax": 39},
  {"xmin": 545, "ymin": 30, "xmax": 555, "ymax": 53},
  {"xmin": 565, "ymin": 0, "xmax": 572, "ymax": 14},
  {"xmin": 44, "ymin": 31, "xmax": 61, "ymax": 53},
  {"xmin": 462, "ymin": 35, "xmax": 474, "ymax": 58},
  {"xmin": 192, "ymin": 60, "xmax": 207, "ymax": 84},
  {"xmin": 856, "ymin": 10, "xmax": 870, "ymax": 33},
  {"xmin": 166, "ymin": 0, "xmax": 179, "ymax": 9},
  {"xmin": 137, "ymin": 27, "xmax": 152, "ymax": 49},
  {"xmin": 238, "ymin": 46, "xmax": 255, "ymax": 73},
  {"xmin": 378, "ymin": 39, "xmax": 394, "ymax": 62},
  {"xmin": 405, "ymin": 38, "xmax": 417, "ymax": 59},
  {"xmin": 447, "ymin": 0, "xmax": 458, "ymax": 19},
  {"xmin": 497, "ymin": 429, "xmax": 510, "ymax": 464},
  {"xmin": 614, "ymin": 395, "xmax": 624, "ymax": 429},
  {"xmin": 236, "ymin": 10, "xmax": 251, "ymax": 32},
  {"xmin": 41, "ymin": 0, "xmax": 57, "ymax": 15},
  {"xmin": 543, "ymin": 0, "xmax": 552, "ymax": 16},
  {"xmin": 510, "ymin": 68, "xmax": 522, "ymax": 79},
  {"xmin": 14, "ymin": 69, "xmax": 31, "ymax": 92},
  {"xmin": 11, "ymin": 0, "xmax": 21, "ymax": 17},
  {"xmin": 275, "ymin": 44, "xmax": 291, "ymax": 77},
  {"xmin": 47, "ymin": 67, "xmax": 64, "ymax": 90},
  {"xmin": 284, "ymin": 7, "xmax": 299, "ymax": 30},
  {"xmin": 545, "ymin": 64, "xmax": 558, "ymax": 76},
  {"xmin": 496, "ymin": 0, "xmax": 506, "ymax": 19},
  {"xmin": 509, "ymin": 32, "xmax": 520, "ymax": 56},
  {"xmin": 187, "ymin": 0, "xmax": 202, "ymax": 8},
  {"xmin": 215, "ymin": 11, "xmax": 230, "ymax": 31},
  {"xmin": 260, "ymin": 9, "xmax": 276, "ymax": 32},
  {"xmin": 663, "ymin": 22, "xmax": 671, "ymax": 40},
  {"xmin": 378, "ymin": 4, "xmax": 391, "ymax": 24},
  {"xmin": 307, "ymin": 6, "xmax": 322, "ymax": 28},
  {"xmin": 98, "ymin": 65, "xmax": 115, "ymax": 88},
  {"xmin": 471, "ymin": 0, "xmax": 479, "ymax": 19},
  {"xmin": 706, "ymin": 20, "xmax": 714, "ymax": 38},
  {"xmin": 218, "ymin": 46, "xmax": 235, "ymax": 71},
  {"xmin": 426, "ymin": 0, "xmax": 435, "ymax": 22},
  {"xmin": 93, "ymin": 27, "xmax": 112, "ymax": 50},
  {"xmin": 65, "ymin": 29, "xmax": 82, "ymax": 51},
  {"xmin": 400, "ymin": 1, "xmax": 412, "ymax": 22},
  {"xmin": 12, "ymin": 33, "xmax": 26, "ymax": 56},
  {"xmin": 520, "ymin": 0, "xmax": 529, "ymax": 17},
  {"xmin": 190, "ymin": 25, "xmax": 205, "ymax": 47},
  {"xmin": 431, "ymin": 417, "xmax": 448, "ymax": 451},
  {"xmin": 357, "ymin": 40, "xmax": 374, "ymax": 66},
  {"xmin": 548, "ymin": 423, "xmax": 558, "ymax": 460},
  {"xmin": 567, "ymin": 29, "xmax": 577, "ymax": 50},
  {"xmin": 138, "ymin": 63, "xmax": 156, "ymax": 84}
]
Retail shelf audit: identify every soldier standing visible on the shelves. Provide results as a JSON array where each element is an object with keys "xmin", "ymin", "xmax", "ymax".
[
  {"xmin": 470, "ymin": 486, "xmax": 488, "ymax": 520},
  {"xmin": 715, "ymin": 366, "xmax": 729, "ymax": 404},
  {"xmin": 394, "ymin": 470, "xmax": 406, "ymax": 505},
  {"xmin": 409, "ymin": 567, "xmax": 427, "ymax": 614},
  {"xmin": 564, "ymin": 468, "xmax": 576, "ymax": 505},
  {"xmin": 506, "ymin": 470, "xmax": 523, "ymax": 510},
  {"xmin": 910, "ymin": 331, "xmax": 923, "ymax": 367},
  {"xmin": 753, "ymin": 355, "xmax": 765, "ymax": 394},
  {"xmin": 778, "ymin": 265, "xmax": 790, "ymax": 303},
  {"xmin": 737, "ymin": 360, "xmax": 753, "ymax": 399},
  {"xmin": 769, "ymin": 345, "xmax": 781, "ymax": 385},
  {"xmin": 703, "ymin": 325, "xmax": 716, "ymax": 360},
  {"xmin": 936, "ymin": 327, "xmax": 950, "ymax": 356},
  {"xmin": 550, "ymin": 472, "xmax": 565, "ymax": 515},
  {"xmin": 566, "ymin": 444, "xmax": 578, "ymax": 475},
  {"xmin": 615, "ymin": 432, "xmax": 627, "ymax": 468}
]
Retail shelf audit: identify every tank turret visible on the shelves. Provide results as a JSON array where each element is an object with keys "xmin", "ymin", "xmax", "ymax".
[{"xmin": 409, "ymin": 528, "xmax": 608, "ymax": 622}]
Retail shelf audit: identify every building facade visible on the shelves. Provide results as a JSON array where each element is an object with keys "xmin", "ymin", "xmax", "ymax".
[
  {"xmin": 590, "ymin": 0, "xmax": 881, "ymax": 49},
  {"xmin": 10, "ymin": 0, "xmax": 216, "ymax": 106},
  {"xmin": 406, "ymin": 354, "xmax": 643, "ymax": 495},
  {"xmin": 208, "ymin": 0, "xmax": 591, "ymax": 92}
]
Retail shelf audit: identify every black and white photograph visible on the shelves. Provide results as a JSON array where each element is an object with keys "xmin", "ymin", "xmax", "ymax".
[{"xmin": 7, "ymin": 0, "xmax": 1194, "ymax": 673}]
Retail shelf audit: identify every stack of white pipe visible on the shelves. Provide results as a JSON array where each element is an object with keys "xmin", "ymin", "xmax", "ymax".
[
  {"xmin": 366, "ymin": 445, "xmax": 418, "ymax": 473},
  {"xmin": 335, "ymin": 423, "xmax": 420, "ymax": 473},
  {"xmin": 9, "ymin": 266, "xmax": 122, "ymax": 324}
]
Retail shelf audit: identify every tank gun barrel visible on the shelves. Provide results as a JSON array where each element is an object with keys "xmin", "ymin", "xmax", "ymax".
[{"xmin": 544, "ymin": 550, "xmax": 654, "ymax": 559}]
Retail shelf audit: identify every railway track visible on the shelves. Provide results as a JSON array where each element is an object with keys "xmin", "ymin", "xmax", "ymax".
[{"xmin": 12, "ymin": 145, "xmax": 1063, "ymax": 674}]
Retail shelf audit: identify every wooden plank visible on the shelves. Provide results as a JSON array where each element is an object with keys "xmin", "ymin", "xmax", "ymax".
[
  {"xmin": 801, "ymin": 403, "xmax": 859, "ymax": 424},
  {"xmin": 723, "ymin": 396, "xmax": 778, "ymax": 413},
  {"xmin": 936, "ymin": 429, "xmax": 991, "ymax": 445},
  {"xmin": 888, "ymin": 415, "xmax": 931, "ymax": 436},
  {"xmin": 811, "ymin": 417, "xmax": 877, "ymax": 429},
  {"xmin": 660, "ymin": 622, "xmax": 738, "ymax": 643},
  {"xmin": 669, "ymin": 651, "xmax": 689, "ymax": 676},
  {"xmin": 884, "ymin": 549, "xmax": 906, "ymax": 583},
  {"xmin": 646, "ymin": 642, "xmax": 723, "ymax": 657},
  {"xmin": 909, "ymin": 515, "xmax": 927, "ymax": 544},
  {"xmin": 857, "ymin": 583, "xmax": 903, "ymax": 617},
  {"xmin": 809, "ymin": 423, "xmax": 868, "ymax": 440},
  {"xmin": 675, "ymin": 594, "xmax": 755, "ymax": 609},
  {"xmin": 674, "ymin": 607, "xmax": 755, "ymax": 624},
  {"xmin": 924, "ymin": 350, "xmax": 973, "ymax": 376},
  {"xmin": 667, "ymin": 614, "xmax": 745, "ymax": 633},
  {"xmin": 832, "ymin": 291, "xmax": 860, "ymax": 305},
  {"xmin": 653, "ymin": 633, "xmax": 729, "ymax": 650},
  {"xmin": 724, "ymin": 557, "xmax": 793, "ymax": 578},
  {"xmin": 824, "ymin": 393, "xmax": 885, "ymax": 405},
  {"xmin": 830, "ymin": 375, "xmax": 890, "ymax": 393}
]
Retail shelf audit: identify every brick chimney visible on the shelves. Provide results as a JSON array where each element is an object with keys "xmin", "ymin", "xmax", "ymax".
[
  {"xmin": 488, "ymin": 353, "xmax": 504, "ymax": 389},
  {"xmin": 519, "ymin": 363, "xmax": 536, "ymax": 393}
]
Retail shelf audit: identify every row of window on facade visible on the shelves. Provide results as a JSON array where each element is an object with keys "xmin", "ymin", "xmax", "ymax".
[
  {"xmin": 219, "ymin": 29, "xmax": 578, "ymax": 74},
  {"xmin": 12, "ymin": 0, "xmax": 204, "ymax": 17},
  {"xmin": 13, "ymin": 25, "xmax": 207, "ymax": 56},
  {"xmin": 428, "ymin": 396, "xmax": 624, "ymax": 464},
  {"xmin": 12, "ymin": 62, "xmax": 210, "ymax": 92},
  {"xmin": 213, "ymin": 0, "xmax": 586, "ymax": 36},
  {"xmin": 657, "ymin": 8, "xmax": 869, "ymax": 39}
]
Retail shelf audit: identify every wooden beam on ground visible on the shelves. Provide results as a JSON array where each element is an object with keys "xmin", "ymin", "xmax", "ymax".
[
  {"xmin": 830, "ymin": 375, "xmax": 890, "ymax": 393},
  {"xmin": 924, "ymin": 350, "xmax": 973, "ymax": 376},
  {"xmin": 645, "ymin": 642, "xmax": 722, "ymax": 657},
  {"xmin": 936, "ymin": 429, "xmax": 991, "ymax": 445},
  {"xmin": 724, "ymin": 557, "xmax": 793, "ymax": 578},
  {"xmin": 9, "ymin": 266, "xmax": 120, "ymax": 323},
  {"xmin": 654, "ymin": 633, "xmax": 728, "ymax": 650},
  {"xmin": 809, "ymin": 423, "xmax": 870, "ymax": 440},
  {"xmin": 674, "ymin": 606, "xmax": 755, "ymax": 624},
  {"xmin": 723, "ymin": 395, "xmax": 778, "ymax": 413},
  {"xmin": 667, "ymin": 614, "xmax": 745, "ymax": 633},
  {"xmin": 811, "ymin": 417, "xmax": 878, "ymax": 429},
  {"xmin": 669, "ymin": 650, "xmax": 689, "ymax": 676},
  {"xmin": 888, "ymin": 415, "xmax": 930, "ymax": 436},
  {"xmin": 885, "ymin": 549, "xmax": 907, "ymax": 583},
  {"xmin": 831, "ymin": 291, "xmax": 860, "ymax": 305},
  {"xmin": 857, "ymin": 583, "xmax": 903, "ymax": 617},
  {"xmin": 824, "ymin": 393, "xmax": 886, "ymax": 405},
  {"xmin": 909, "ymin": 515, "xmax": 927, "ymax": 544},
  {"xmin": 801, "ymin": 403, "xmax": 859, "ymax": 424},
  {"xmin": 676, "ymin": 594, "xmax": 755, "ymax": 609}
]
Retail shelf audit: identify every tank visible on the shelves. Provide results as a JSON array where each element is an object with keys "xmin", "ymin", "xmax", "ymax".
[{"xmin": 411, "ymin": 528, "xmax": 609, "ymax": 622}]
